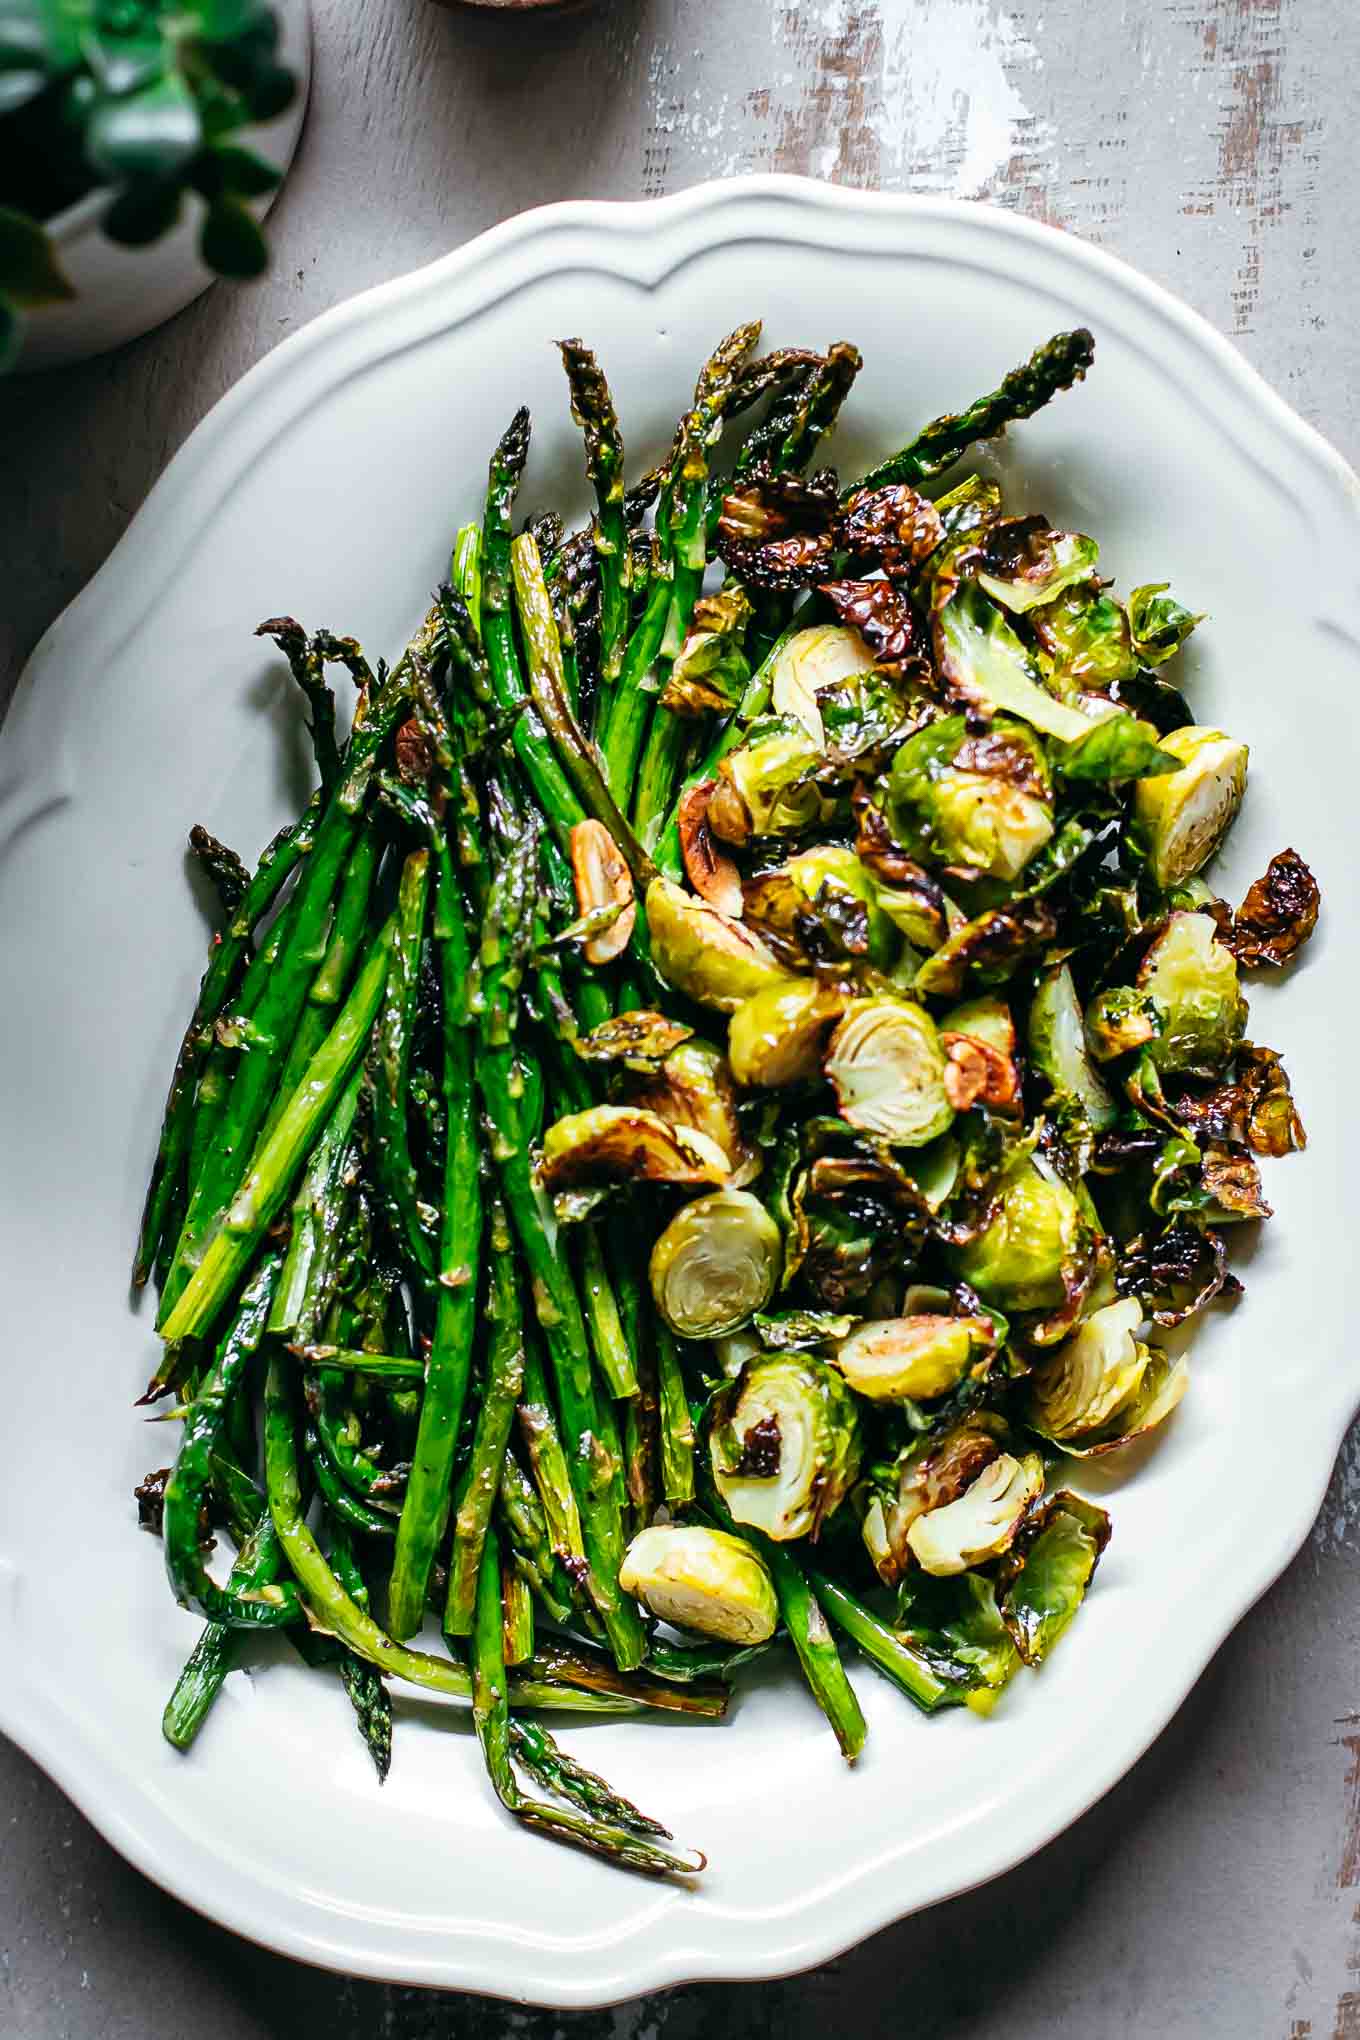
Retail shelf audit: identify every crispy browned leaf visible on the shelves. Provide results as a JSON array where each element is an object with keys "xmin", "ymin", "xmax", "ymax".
[
  {"xmin": 1171, "ymin": 1041, "xmax": 1306, "ymax": 1158},
  {"xmin": 1200, "ymin": 1141, "xmax": 1272, "ymax": 1220},
  {"xmin": 1116, "ymin": 1219, "xmax": 1241, "ymax": 1326},
  {"xmin": 913, "ymin": 897, "xmax": 1058, "ymax": 1001},
  {"xmin": 135, "ymin": 1467, "xmax": 171, "ymax": 1535},
  {"xmin": 1227, "ymin": 848, "xmax": 1319, "ymax": 968},
  {"xmin": 715, "ymin": 472, "xmax": 839, "ymax": 590},
  {"xmin": 839, "ymin": 483, "xmax": 944, "ymax": 579},
  {"xmin": 819, "ymin": 577, "xmax": 931, "ymax": 677}
]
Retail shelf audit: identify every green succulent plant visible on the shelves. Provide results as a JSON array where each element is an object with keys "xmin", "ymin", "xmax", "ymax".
[{"xmin": 0, "ymin": 0, "xmax": 297, "ymax": 365}]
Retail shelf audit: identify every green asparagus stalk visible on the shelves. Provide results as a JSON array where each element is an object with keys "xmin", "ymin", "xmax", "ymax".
[
  {"xmin": 806, "ymin": 1569, "xmax": 950, "ymax": 1714},
  {"xmin": 386, "ymin": 823, "xmax": 484, "ymax": 1637},
  {"xmin": 268, "ymin": 829, "xmax": 382, "ymax": 1128},
  {"xmin": 288, "ymin": 1344, "xmax": 424, "ymax": 1379},
  {"xmin": 558, "ymin": 339, "xmax": 629, "ymax": 686},
  {"xmin": 367, "ymin": 849, "xmax": 438, "ymax": 1291},
  {"xmin": 523, "ymin": 1641, "xmax": 728, "ymax": 1720},
  {"xmin": 515, "ymin": 1335, "xmax": 591, "ymax": 1601},
  {"xmin": 159, "ymin": 921, "xmax": 395, "ymax": 1345},
  {"xmin": 328, "ymin": 1522, "xmax": 393, "ymax": 1781},
  {"xmin": 134, "ymin": 800, "xmax": 319, "ymax": 1288},
  {"xmin": 470, "ymin": 1531, "xmax": 704, "ymax": 1877},
  {"xmin": 501, "ymin": 1562, "xmax": 535, "ymax": 1665},
  {"xmin": 188, "ymin": 825, "xmax": 250, "ymax": 916},
  {"xmin": 255, "ymin": 616, "xmax": 342, "ymax": 795},
  {"xmin": 654, "ymin": 1323, "xmax": 694, "ymax": 1505},
  {"xmin": 445, "ymin": 1196, "xmax": 526, "ymax": 1635},
  {"xmin": 507, "ymin": 1717, "xmax": 671, "ymax": 1838},
  {"xmin": 161, "ymin": 1252, "xmax": 301, "ymax": 1629},
  {"xmin": 267, "ymin": 1076, "xmax": 362, "ymax": 1339},
  {"xmin": 262, "ymin": 1352, "xmax": 642, "ymax": 1716},
  {"xmin": 451, "ymin": 524, "xmax": 483, "ymax": 632},
  {"xmin": 853, "ymin": 327, "xmax": 1096, "ymax": 495},
  {"xmin": 496, "ymin": 1449, "xmax": 580, "ymax": 1629},
  {"xmin": 578, "ymin": 1221, "xmax": 638, "ymax": 1401},
  {"xmin": 305, "ymin": 1427, "xmax": 398, "ymax": 1539}
]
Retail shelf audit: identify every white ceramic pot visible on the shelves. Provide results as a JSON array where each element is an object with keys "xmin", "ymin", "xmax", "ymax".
[{"xmin": 15, "ymin": 0, "xmax": 311, "ymax": 374}]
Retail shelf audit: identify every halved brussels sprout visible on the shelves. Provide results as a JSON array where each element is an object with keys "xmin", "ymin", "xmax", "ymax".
[
  {"xmin": 646, "ymin": 876, "xmax": 791, "ymax": 1014},
  {"xmin": 906, "ymin": 1450, "xmax": 1045, "ymax": 1576},
  {"xmin": 1027, "ymin": 1297, "xmax": 1149, "ymax": 1440},
  {"xmin": 1138, "ymin": 910, "xmax": 1247, "ymax": 1075},
  {"xmin": 539, "ymin": 1104, "xmax": 730, "ymax": 1190},
  {"xmin": 785, "ymin": 844, "xmax": 901, "ymax": 969},
  {"xmin": 569, "ymin": 819, "xmax": 635, "ymax": 964},
  {"xmin": 743, "ymin": 844, "xmax": 900, "ymax": 973},
  {"xmin": 997, "ymin": 1492, "xmax": 1111, "ymax": 1665},
  {"xmin": 777, "ymin": 1119, "xmax": 932, "ymax": 1309},
  {"xmin": 825, "ymin": 996, "xmax": 954, "ymax": 1147},
  {"xmin": 975, "ymin": 518, "xmax": 1101, "ymax": 615},
  {"xmin": 1028, "ymin": 964, "xmax": 1117, "ymax": 1130},
  {"xmin": 912, "ymin": 895, "xmax": 1057, "ymax": 1002},
  {"xmin": 860, "ymin": 1416, "xmax": 1007, "ymax": 1585},
  {"xmin": 728, "ymin": 977, "xmax": 848, "ymax": 1088},
  {"xmin": 708, "ymin": 716, "xmax": 834, "ymax": 846},
  {"xmin": 650, "ymin": 1189, "xmax": 783, "ymax": 1339},
  {"xmin": 1131, "ymin": 725, "xmax": 1248, "ymax": 886},
  {"xmin": 834, "ymin": 1314, "xmax": 994, "ymax": 1403},
  {"xmin": 952, "ymin": 1158, "xmax": 1086, "ymax": 1314},
  {"xmin": 895, "ymin": 1570, "xmax": 1021, "ymax": 1711},
  {"xmin": 768, "ymin": 622, "xmax": 878, "ymax": 747},
  {"xmin": 887, "ymin": 714, "xmax": 1055, "ymax": 882},
  {"xmin": 933, "ymin": 579, "xmax": 1095, "ymax": 744},
  {"xmin": 1030, "ymin": 581, "xmax": 1138, "ymax": 688},
  {"xmin": 1046, "ymin": 1349, "xmax": 1188, "ymax": 1456},
  {"xmin": 711, "ymin": 1352, "xmax": 863, "ymax": 1541},
  {"xmin": 629, "ymin": 1040, "xmax": 759, "ymax": 1187},
  {"xmin": 618, "ymin": 1523, "xmax": 778, "ymax": 1644},
  {"xmin": 1084, "ymin": 983, "xmax": 1163, "ymax": 1062}
]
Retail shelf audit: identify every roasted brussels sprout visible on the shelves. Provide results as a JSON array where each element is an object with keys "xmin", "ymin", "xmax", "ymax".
[
  {"xmin": 1138, "ymin": 910, "xmax": 1247, "ymax": 1075},
  {"xmin": 1044, "ymin": 1348, "xmax": 1188, "ymax": 1455},
  {"xmin": 905, "ymin": 1450, "xmax": 1045, "ymax": 1575},
  {"xmin": 1030, "ymin": 580, "xmax": 1138, "ymax": 689},
  {"xmin": 859, "ymin": 1416, "xmax": 1007, "ymax": 1585},
  {"xmin": 834, "ymin": 1314, "xmax": 994, "ymax": 1403},
  {"xmin": 1131, "ymin": 725, "xmax": 1248, "ymax": 887},
  {"xmin": 912, "ymin": 895, "xmax": 1057, "ymax": 1002},
  {"xmin": 768, "ymin": 622, "xmax": 877, "ymax": 747},
  {"xmin": 1027, "ymin": 1296, "xmax": 1149, "ymax": 1440},
  {"xmin": 886, "ymin": 713, "xmax": 1055, "ymax": 882},
  {"xmin": 777, "ymin": 1119, "xmax": 932, "ymax": 1309},
  {"xmin": 824, "ymin": 996, "xmax": 954, "ymax": 1147},
  {"xmin": 711, "ymin": 1352, "xmax": 863, "ymax": 1540},
  {"xmin": 728, "ymin": 977, "xmax": 848, "ymax": 1088},
  {"xmin": 1084, "ymin": 983, "xmax": 1163, "ymax": 1063},
  {"xmin": 952, "ymin": 1158, "xmax": 1087, "ymax": 1315},
  {"xmin": 820, "ymin": 576, "xmax": 929, "ymax": 678},
  {"xmin": 933, "ymin": 579, "xmax": 1094, "ymax": 744},
  {"xmin": 708, "ymin": 716, "xmax": 835, "ymax": 846},
  {"xmin": 743, "ymin": 844, "xmax": 901, "ymax": 973},
  {"xmin": 646, "ymin": 876, "xmax": 791, "ymax": 1014},
  {"xmin": 974, "ymin": 516, "xmax": 1101, "ymax": 615},
  {"xmin": 619, "ymin": 1524, "xmax": 778, "ymax": 1644},
  {"xmin": 895, "ymin": 1570, "xmax": 1021, "ymax": 1710},
  {"xmin": 573, "ymin": 1010, "xmax": 694, "ymax": 1069},
  {"xmin": 650, "ymin": 1189, "xmax": 783, "ymax": 1338},
  {"xmin": 628, "ymin": 1039, "xmax": 758, "ymax": 1186},
  {"xmin": 1028, "ymin": 964, "xmax": 1117, "ymax": 1130},
  {"xmin": 539, "ymin": 1103, "xmax": 730, "ymax": 1190}
]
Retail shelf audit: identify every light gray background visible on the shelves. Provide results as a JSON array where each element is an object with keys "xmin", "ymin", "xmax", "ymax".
[{"xmin": 3, "ymin": 2, "xmax": 1357, "ymax": 2034}]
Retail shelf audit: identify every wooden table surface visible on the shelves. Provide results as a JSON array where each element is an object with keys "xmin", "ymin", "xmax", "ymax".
[{"xmin": 3, "ymin": 3, "xmax": 1358, "ymax": 2034}]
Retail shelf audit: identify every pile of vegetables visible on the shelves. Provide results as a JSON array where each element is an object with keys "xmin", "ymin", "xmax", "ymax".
[{"xmin": 133, "ymin": 317, "xmax": 1319, "ymax": 1878}]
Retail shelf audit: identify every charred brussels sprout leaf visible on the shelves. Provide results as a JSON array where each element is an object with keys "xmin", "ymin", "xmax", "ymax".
[
  {"xmin": 1052, "ymin": 713, "xmax": 1180, "ymax": 785},
  {"xmin": 1131, "ymin": 726, "xmax": 1248, "ymax": 887},
  {"xmin": 820, "ymin": 577, "xmax": 931, "ymax": 679},
  {"xmin": 754, "ymin": 1309, "xmax": 858, "ymax": 1352},
  {"xmin": 974, "ymin": 516, "xmax": 1101, "ymax": 615},
  {"xmin": 1030, "ymin": 581, "xmax": 1138, "ymax": 689},
  {"xmin": 1226, "ymin": 848, "xmax": 1320, "ymax": 969},
  {"xmin": 1116, "ymin": 1218, "xmax": 1239, "ymax": 1326},
  {"xmin": 540, "ymin": 1104, "xmax": 731, "ymax": 1190},
  {"xmin": 825, "ymin": 996, "xmax": 954, "ymax": 1146},
  {"xmin": 997, "ymin": 1492, "xmax": 1111, "ymax": 1664},
  {"xmin": 1171, "ymin": 1041, "xmax": 1306, "ymax": 1157},
  {"xmin": 1029, "ymin": 964, "xmax": 1117, "ymax": 1130},
  {"xmin": 913, "ymin": 896, "xmax": 1058, "ymax": 1003},
  {"xmin": 710, "ymin": 1352, "xmax": 863, "ymax": 1540},
  {"xmin": 619, "ymin": 1524, "xmax": 778, "ymax": 1644},
  {"xmin": 650, "ymin": 1189, "xmax": 783, "ymax": 1338},
  {"xmin": 780, "ymin": 1120, "xmax": 933, "ymax": 1308},
  {"xmin": 886, "ymin": 713, "xmax": 1055, "ymax": 882},
  {"xmin": 715, "ymin": 471, "xmax": 839, "ymax": 590},
  {"xmin": 933, "ymin": 579, "xmax": 1094, "ymax": 744},
  {"xmin": 627, "ymin": 1039, "xmax": 758, "ymax": 1186},
  {"xmin": 573, "ymin": 1010, "xmax": 694, "ymax": 1069},
  {"xmin": 1128, "ymin": 582, "xmax": 1204, "ymax": 665},
  {"xmin": 660, "ymin": 587, "xmax": 752, "ymax": 717},
  {"xmin": 646, "ymin": 876, "xmax": 792, "ymax": 1013},
  {"xmin": 895, "ymin": 1572, "xmax": 1021, "ymax": 1711},
  {"xmin": 838, "ymin": 483, "xmax": 944, "ymax": 578},
  {"xmin": 1137, "ymin": 910, "xmax": 1247, "ymax": 1076}
]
